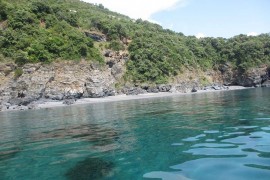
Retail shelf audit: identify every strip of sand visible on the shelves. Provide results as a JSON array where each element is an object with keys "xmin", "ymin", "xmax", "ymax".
[{"xmin": 37, "ymin": 86, "xmax": 249, "ymax": 109}]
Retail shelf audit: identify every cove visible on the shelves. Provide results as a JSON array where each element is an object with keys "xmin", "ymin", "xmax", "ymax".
[{"xmin": 0, "ymin": 88, "xmax": 270, "ymax": 179}]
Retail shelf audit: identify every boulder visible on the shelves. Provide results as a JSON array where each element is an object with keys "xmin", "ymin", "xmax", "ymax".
[
  {"xmin": 147, "ymin": 86, "xmax": 159, "ymax": 93},
  {"xmin": 191, "ymin": 87, "xmax": 197, "ymax": 92},
  {"xmin": 85, "ymin": 32, "xmax": 106, "ymax": 42},
  {"xmin": 103, "ymin": 88, "xmax": 115, "ymax": 97},
  {"xmin": 158, "ymin": 84, "xmax": 171, "ymax": 92},
  {"xmin": 140, "ymin": 84, "xmax": 150, "ymax": 90},
  {"xmin": 123, "ymin": 87, "xmax": 146, "ymax": 95},
  {"xmin": 106, "ymin": 60, "xmax": 115, "ymax": 68}
]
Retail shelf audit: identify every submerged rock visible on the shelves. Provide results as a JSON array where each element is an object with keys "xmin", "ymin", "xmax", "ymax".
[{"xmin": 65, "ymin": 157, "xmax": 114, "ymax": 180}]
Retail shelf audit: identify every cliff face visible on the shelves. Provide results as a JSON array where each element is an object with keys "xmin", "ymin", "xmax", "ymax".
[
  {"xmin": 218, "ymin": 63, "xmax": 270, "ymax": 87},
  {"xmin": 0, "ymin": 57, "xmax": 126, "ymax": 110},
  {"xmin": 0, "ymin": 58, "xmax": 269, "ymax": 111}
]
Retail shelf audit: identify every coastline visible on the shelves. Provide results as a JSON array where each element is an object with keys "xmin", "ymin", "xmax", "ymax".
[
  {"xmin": 0, "ymin": 86, "xmax": 250, "ymax": 112},
  {"xmin": 33, "ymin": 85, "xmax": 249, "ymax": 111}
]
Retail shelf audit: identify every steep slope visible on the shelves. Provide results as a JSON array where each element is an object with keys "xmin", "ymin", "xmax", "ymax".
[{"xmin": 0, "ymin": 0, "xmax": 270, "ymax": 111}]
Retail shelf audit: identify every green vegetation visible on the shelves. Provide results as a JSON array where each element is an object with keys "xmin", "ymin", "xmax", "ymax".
[
  {"xmin": 0, "ymin": 0, "xmax": 269, "ymax": 84},
  {"xmin": 126, "ymin": 22, "xmax": 270, "ymax": 83},
  {"xmin": 0, "ymin": 0, "xmax": 103, "ymax": 64},
  {"xmin": 14, "ymin": 67, "xmax": 23, "ymax": 79}
]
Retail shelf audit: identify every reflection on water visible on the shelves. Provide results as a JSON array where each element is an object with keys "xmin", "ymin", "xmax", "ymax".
[
  {"xmin": 30, "ymin": 124, "xmax": 120, "ymax": 151},
  {"xmin": 0, "ymin": 147, "xmax": 21, "ymax": 162},
  {"xmin": 0, "ymin": 88, "xmax": 270, "ymax": 179}
]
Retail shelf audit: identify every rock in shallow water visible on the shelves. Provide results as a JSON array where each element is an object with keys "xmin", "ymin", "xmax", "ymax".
[{"xmin": 65, "ymin": 157, "xmax": 114, "ymax": 180}]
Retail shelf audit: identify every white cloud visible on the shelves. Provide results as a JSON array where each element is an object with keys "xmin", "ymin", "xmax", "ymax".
[
  {"xmin": 81, "ymin": 0, "xmax": 187, "ymax": 20},
  {"xmin": 196, "ymin": 33, "xmax": 205, "ymax": 39},
  {"xmin": 247, "ymin": 32, "xmax": 258, "ymax": 36}
]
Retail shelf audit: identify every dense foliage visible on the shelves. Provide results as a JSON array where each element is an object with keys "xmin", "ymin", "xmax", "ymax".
[
  {"xmin": 0, "ymin": 0, "xmax": 103, "ymax": 64},
  {"xmin": 126, "ymin": 21, "xmax": 270, "ymax": 83},
  {"xmin": 0, "ymin": 0, "xmax": 269, "ymax": 83}
]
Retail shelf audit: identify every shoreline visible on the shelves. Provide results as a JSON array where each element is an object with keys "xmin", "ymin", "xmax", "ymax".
[
  {"xmin": 35, "ymin": 85, "xmax": 249, "ymax": 110},
  {"xmin": 0, "ymin": 86, "xmax": 250, "ymax": 112}
]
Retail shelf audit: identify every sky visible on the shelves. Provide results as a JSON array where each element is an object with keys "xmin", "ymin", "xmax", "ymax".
[{"xmin": 82, "ymin": 0, "xmax": 270, "ymax": 38}]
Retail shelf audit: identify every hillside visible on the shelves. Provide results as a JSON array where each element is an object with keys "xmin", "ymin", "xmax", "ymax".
[{"xmin": 0, "ymin": 0, "xmax": 270, "ymax": 110}]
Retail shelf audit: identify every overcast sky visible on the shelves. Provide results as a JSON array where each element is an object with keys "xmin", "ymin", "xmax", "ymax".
[{"xmin": 82, "ymin": 0, "xmax": 270, "ymax": 38}]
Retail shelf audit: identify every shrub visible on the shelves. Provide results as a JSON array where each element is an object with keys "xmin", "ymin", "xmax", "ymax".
[
  {"xmin": 108, "ymin": 40, "xmax": 125, "ymax": 51},
  {"xmin": 14, "ymin": 67, "xmax": 23, "ymax": 79}
]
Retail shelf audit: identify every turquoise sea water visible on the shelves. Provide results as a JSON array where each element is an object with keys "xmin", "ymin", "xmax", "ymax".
[{"xmin": 0, "ymin": 88, "xmax": 270, "ymax": 180}]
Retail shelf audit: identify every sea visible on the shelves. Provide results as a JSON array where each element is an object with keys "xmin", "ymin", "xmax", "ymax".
[{"xmin": 0, "ymin": 88, "xmax": 270, "ymax": 180}]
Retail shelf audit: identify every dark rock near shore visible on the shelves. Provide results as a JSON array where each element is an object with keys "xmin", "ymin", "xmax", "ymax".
[
  {"xmin": 8, "ymin": 96, "xmax": 37, "ymax": 106},
  {"xmin": 140, "ymin": 84, "xmax": 150, "ymax": 90},
  {"xmin": 158, "ymin": 84, "xmax": 171, "ymax": 92},
  {"xmin": 63, "ymin": 99, "xmax": 76, "ymax": 105},
  {"xmin": 123, "ymin": 87, "xmax": 146, "ymax": 95},
  {"xmin": 191, "ymin": 87, "xmax": 197, "ymax": 92},
  {"xmin": 147, "ymin": 86, "xmax": 159, "ymax": 93}
]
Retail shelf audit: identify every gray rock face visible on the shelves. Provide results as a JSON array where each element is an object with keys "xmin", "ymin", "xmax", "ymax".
[
  {"xmin": 219, "ymin": 64, "xmax": 269, "ymax": 87},
  {"xmin": 84, "ymin": 32, "xmax": 106, "ymax": 42},
  {"xmin": 0, "ymin": 58, "xmax": 269, "ymax": 111},
  {"xmin": 158, "ymin": 84, "xmax": 172, "ymax": 92},
  {"xmin": 147, "ymin": 87, "xmax": 159, "ymax": 93},
  {"xmin": 122, "ymin": 87, "xmax": 147, "ymax": 95},
  {"xmin": 218, "ymin": 63, "xmax": 235, "ymax": 85},
  {"xmin": 262, "ymin": 80, "xmax": 270, "ymax": 87},
  {"xmin": 0, "ymin": 61, "xmax": 119, "ymax": 108},
  {"xmin": 203, "ymin": 84, "xmax": 228, "ymax": 91}
]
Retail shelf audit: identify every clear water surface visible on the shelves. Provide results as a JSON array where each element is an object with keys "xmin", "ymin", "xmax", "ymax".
[{"xmin": 0, "ymin": 88, "xmax": 270, "ymax": 180}]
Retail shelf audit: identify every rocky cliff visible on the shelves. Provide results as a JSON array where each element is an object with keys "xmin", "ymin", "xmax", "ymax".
[
  {"xmin": 0, "ymin": 53, "xmax": 127, "ymax": 110},
  {"xmin": 0, "ymin": 56, "xmax": 269, "ymax": 111}
]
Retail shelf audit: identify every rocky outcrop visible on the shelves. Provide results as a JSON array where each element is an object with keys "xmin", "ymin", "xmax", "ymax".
[
  {"xmin": 219, "ymin": 63, "xmax": 269, "ymax": 87},
  {"xmin": 0, "ymin": 58, "xmax": 125, "ymax": 110},
  {"xmin": 0, "ymin": 55, "xmax": 269, "ymax": 111},
  {"xmin": 84, "ymin": 31, "xmax": 106, "ymax": 42}
]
